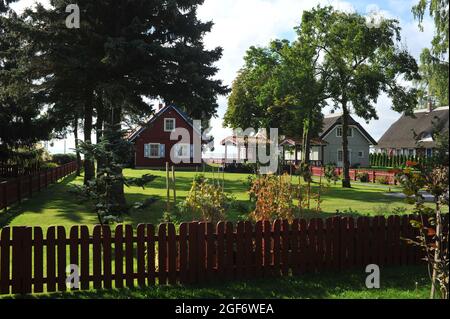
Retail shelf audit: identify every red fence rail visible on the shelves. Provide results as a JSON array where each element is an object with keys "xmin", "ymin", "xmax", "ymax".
[
  {"xmin": 0, "ymin": 162, "xmax": 78, "ymax": 211},
  {"xmin": 1, "ymin": 214, "xmax": 442, "ymax": 296},
  {"xmin": 311, "ymin": 166, "xmax": 398, "ymax": 185}
]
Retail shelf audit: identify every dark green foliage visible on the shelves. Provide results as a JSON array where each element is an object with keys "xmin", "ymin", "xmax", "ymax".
[{"xmin": 51, "ymin": 154, "xmax": 77, "ymax": 165}]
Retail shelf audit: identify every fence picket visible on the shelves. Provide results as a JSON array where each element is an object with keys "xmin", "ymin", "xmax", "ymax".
[
  {"xmin": 235, "ymin": 222, "xmax": 245, "ymax": 279},
  {"xmin": 92, "ymin": 226, "xmax": 102, "ymax": 289},
  {"xmin": 179, "ymin": 223, "xmax": 188, "ymax": 284},
  {"xmin": 281, "ymin": 220, "xmax": 290, "ymax": 276},
  {"xmin": 57, "ymin": 226, "xmax": 67, "ymax": 291},
  {"xmin": 102, "ymin": 226, "xmax": 112, "ymax": 289},
  {"xmin": 136, "ymin": 224, "xmax": 146, "ymax": 287},
  {"xmin": 225, "ymin": 222, "xmax": 234, "ymax": 280},
  {"xmin": 80, "ymin": 226, "xmax": 90, "ymax": 290},
  {"xmin": 272, "ymin": 220, "xmax": 281, "ymax": 276},
  {"xmin": 158, "ymin": 224, "xmax": 167, "ymax": 285},
  {"xmin": 254, "ymin": 221, "xmax": 263, "ymax": 278},
  {"xmin": 146, "ymin": 225, "xmax": 155, "ymax": 285},
  {"xmin": 167, "ymin": 223, "xmax": 177, "ymax": 285},
  {"xmin": 34, "ymin": 227, "xmax": 44, "ymax": 293},
  {"xmin": 125, "ymin": 225, "xmax": 134, "ymax": 288},
  {"xmin": 216, "ymin": 222, "xmax": 226, "ymax": 281},
  {"xmin": 206, "ymin": 223, "xmax": 215, "ymax": 282},
  {"xmin": 114, "ymin": 225, "xmax": 124, "ymax": 289},
  {"xmin": 197, "ymin": 223, "xmax": 206, "ymax": 283},
  {"xmin": 46, "ymin": 227, "xmax": 57, "ymax": 292}
]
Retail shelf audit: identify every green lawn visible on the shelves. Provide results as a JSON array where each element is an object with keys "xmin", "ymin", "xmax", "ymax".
[
  {"xmin": 0, "ymin": 168, "xmax": 442, "ymax": 230},
  {"xmin": 1, "ymin": 266, "xmax": 430, "ymax": 299}
]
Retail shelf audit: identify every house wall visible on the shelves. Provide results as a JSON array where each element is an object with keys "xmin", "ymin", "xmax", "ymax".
[
  {"xmin": 134, "ymin": 108, "xmax": 201, "ymax": 167},
  {"xmin": 322, "ymin": 125, "xmax": 371, "ymax": 167}
]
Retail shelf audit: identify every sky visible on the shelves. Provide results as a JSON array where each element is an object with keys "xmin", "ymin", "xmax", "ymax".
[{"xmin": 11, "ymin": 0, "xmax": 436, "ymax": 156}]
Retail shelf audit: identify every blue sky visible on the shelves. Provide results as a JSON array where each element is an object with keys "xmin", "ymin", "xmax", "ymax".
[{"xmin": 11, "ymin": 0, "xmax": 436, "ymax": 155}]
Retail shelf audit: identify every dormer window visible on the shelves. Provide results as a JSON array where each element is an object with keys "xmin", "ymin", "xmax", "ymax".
[{"xmin": 164, "ymin": 118, "xmax": 176, "ymax": 132}]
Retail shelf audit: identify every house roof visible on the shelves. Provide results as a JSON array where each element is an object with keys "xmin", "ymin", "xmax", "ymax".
[
  {"xmin": 320, "ymin": 113, "xmax": 378, "ymax": 145},
  {"xmin": 377, "ymin": 106, "xmax": 449, "ymax": 149},
  {"xmin": 279, "ymin": 137, "xmax": 328, "ymax": 147},
  {"xmin": 128, "ymin": 104, "xmax": 199, "ymax": 142},
  {"xmin": 220, "ymin": 135, "xmax": 273, "ymax": 146}
]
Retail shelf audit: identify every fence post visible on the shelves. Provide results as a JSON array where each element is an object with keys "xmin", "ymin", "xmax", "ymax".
[{"xmin": 373, "ymin": 170, "xmax": 376, "ymax": 183}]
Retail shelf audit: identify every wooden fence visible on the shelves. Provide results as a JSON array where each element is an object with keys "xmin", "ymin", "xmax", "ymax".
[
  {"xmin": 311, "ymin": 166, "xmax": 398, "ymax": 185},
  {"xmin": 1, "ymin": 214, "xmax": 442, "ymax": 296},
  {"xmin": 0, "ymin": 163, "xmax": 41, "ymax": 178},
  {"xmin": 0, "ymin": 162, "xmax": 78, "ymax": 211}
]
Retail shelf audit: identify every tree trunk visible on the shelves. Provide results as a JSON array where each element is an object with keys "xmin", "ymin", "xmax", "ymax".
[
  {"xmin": 73, "ymin": 117, "xmax": 81, "ymax": 176},
  {"xmin": 107, "ymin": 105, "xmax": 127, "ymax": 212},
  {"xmin": 430, "ymin": 198, "xmax": 443, "ymax": 299},
  {"xmin": 83, "ymin": 91, "xmax": 95, "ymax": 185},
  {"xmin": 95, "ymin": 95, "xmax": 104, "ymax": 177},
  {"xmin": 342, "ymin": 102, "xmax": 351, "ymax": 188}
]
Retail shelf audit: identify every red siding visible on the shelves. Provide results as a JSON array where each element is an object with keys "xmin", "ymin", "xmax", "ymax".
[{"xmin": 134, "ymin": 108, "xmax": 201, "ymax": 167}]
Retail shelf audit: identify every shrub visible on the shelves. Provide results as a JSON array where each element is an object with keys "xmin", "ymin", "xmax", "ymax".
[
  {"xmin": 41, "ymin": 162, "xmax": 59, "ymax": 169},
  {"xmin": 376, "ymin": 176, "xmax": 390, "ymax": 185},
  {"xmin": 178, "ymin": 177, "xmax": 230, "ymax": 223},
  {"xmin": 51, "ymin": 153, "xmax": 77, "ymax": 165},
  {"xmin": 357, "ymin": 172, "xmax": 370, "ymax": 182},
  {"xmin": 324, "ymin": 164, "xmax": 339, "ymax": 184},
  {"xmin": 248, "ymin": 174, "xmax": 296, "ymax": 222}
]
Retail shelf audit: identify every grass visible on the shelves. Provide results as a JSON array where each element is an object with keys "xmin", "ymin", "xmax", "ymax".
[
  {"xmin": 1, "ymin": 167, "xmax": 443, "ymax": 231},
  {"xmin": 1, "ymin": 266, "xmax": 431, "ymax": 299}
]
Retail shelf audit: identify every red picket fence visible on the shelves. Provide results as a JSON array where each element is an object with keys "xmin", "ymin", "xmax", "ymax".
[
  {"xmin": 1, "ymin": 214, "xmax": 442, "ymax": 296},
  {"xmin": 0, "ymin": 162, "xmax": 78, "ymax": 211},
  {"xmin": 311, "ymin": 167, "xmax": 398, "ymax": 185}
]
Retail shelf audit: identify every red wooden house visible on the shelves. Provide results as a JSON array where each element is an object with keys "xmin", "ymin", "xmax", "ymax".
[{"xmin": 128, "ymin": 104, "xmax": 202, "ymax": 167}]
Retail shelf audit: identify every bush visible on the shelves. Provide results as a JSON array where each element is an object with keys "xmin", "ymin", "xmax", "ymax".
[
  {"xmin": 41, "ymin": 162, "xmax": 59, "ymax": 169},
  {"xmin": 224, "ymin": 162, "xmax": 257, "ymax": 174},
  {"xmin": 178, "ymin": 176, "xmax": 231, "ymax": 223},
  {"xmin": 357, "ymin": 172, "xmax": 370, "ymax": 183},
  {"xmin": 376, "ymin": 176, "xmax": 390, "ymax": 185},
  {"xmin": 324, "ymin": 164, "xmax": 340, "ymax": 184},
  {"xmin": 248, "ymin": 174, "xmax": 296, "ymax": 222},
  {"xmin": 51, "ymin": 153, "xmax": 77, "ymax": 165}
]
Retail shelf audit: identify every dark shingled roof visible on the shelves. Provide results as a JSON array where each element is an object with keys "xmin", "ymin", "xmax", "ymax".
[
  {"xmin": 377, "ymin": 107, "xmax": 449, "ymax": 149},
  {"xmin": 320, "ymin": 114, "xmax": 377, "ymax": 145}
]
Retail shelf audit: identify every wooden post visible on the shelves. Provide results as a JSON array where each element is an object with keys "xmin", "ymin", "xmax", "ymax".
[
  {"xmin": 166, "ymin": 162, "xmax": 170, "ymax": 212},
  {"xmin": 172, "ymin": 166, "xmax": 176, "ymax": 204}
]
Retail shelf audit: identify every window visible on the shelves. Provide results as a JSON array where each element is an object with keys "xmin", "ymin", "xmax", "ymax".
[
  {"xmin": 174, "ymin": 144, "xmax": 190, "ymax": 159},
  {"xmin": 144, "ymin": 143, "xmax": 161, "ymax": 158},
  {"xmin": 336, "ymin": 126, "xmax": 353, "ymax": 137},
  {"xmin": 408, "ymin": 149, "xmax": 415, "ymax": 156},
  {"xmin": 358, "ymin": 151, "xmax": 364, "ymax": 158},
  {"xmin": 164, "ymin": 118, "xmax": 176, "ymax": 132}
]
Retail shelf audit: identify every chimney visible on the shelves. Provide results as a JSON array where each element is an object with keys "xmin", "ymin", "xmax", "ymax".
[{"xmin": 158, "ymin": 103, "xmax": 164, "ymax": 111}]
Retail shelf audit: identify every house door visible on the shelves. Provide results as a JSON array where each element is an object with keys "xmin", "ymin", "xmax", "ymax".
[{"xmin": 337, "ymin": 149, "xmax": 351, "ymax": 168}]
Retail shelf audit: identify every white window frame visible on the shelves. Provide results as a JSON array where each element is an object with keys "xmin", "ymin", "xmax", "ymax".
[
  {"xmin": 174, "ymin": 143, "xmax": 190, "ymax": 159},
  {"xmin": 146, "ymin": 143, "xmax": 161, "ymax": 158},
  {"xmin": 164, "ymin": 118, "xmax": 176, "ymax": 132},
  {"xmin": 336, "ymin": 126, "xmax": 353, "ymax": 138}
]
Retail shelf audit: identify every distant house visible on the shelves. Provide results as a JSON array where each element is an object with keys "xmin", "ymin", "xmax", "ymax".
[
  {"xmin": 280, "ymin": 113, "xmax": 377, "ymax": 167},
  {"xmin": 128, "ymin": 104, "xmax": 202, "ymax": 167},
  {"xmin": 220, "ymin": 113, "xmax": 377, "ymax": 168},
  {"xmin": 376, "ymin": 106, "xmax": 449, "ymax": 158}
]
